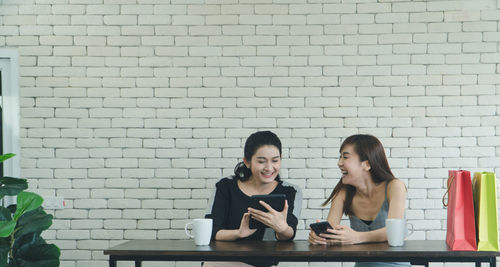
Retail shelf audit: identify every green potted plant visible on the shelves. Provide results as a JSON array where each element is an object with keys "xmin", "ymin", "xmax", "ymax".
[{"xmin": 0, "ymin": 153, "xmax": 60, "ymax": 266}]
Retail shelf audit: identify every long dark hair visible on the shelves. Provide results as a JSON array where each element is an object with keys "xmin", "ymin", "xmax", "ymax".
[
  {"xmin": 233, "ymin": 131, "xmax": 282, "ymax": 182},
  {"xmin": 322, "ymin": 134, "xmax": 395, "ymax": 215}
]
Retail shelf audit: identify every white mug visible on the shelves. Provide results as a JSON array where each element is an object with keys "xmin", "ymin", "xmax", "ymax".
[
  {"xmin": 185, "ymin": 218, "xmax": 212, "ymax": 246},
  {"xmin": 385, "ymin": 218, "xmax": 413, "ymax": 246}
]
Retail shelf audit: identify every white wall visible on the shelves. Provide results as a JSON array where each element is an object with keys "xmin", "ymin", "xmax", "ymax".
[{"xmin": 1, "ymin": 0, "xmax": 500, "ymax": 266}]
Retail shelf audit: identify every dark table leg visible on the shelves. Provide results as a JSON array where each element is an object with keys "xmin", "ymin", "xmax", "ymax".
[
  {"xmin": 490, "ymin": 257, "xmax": 496, "ymax": 267},
  {"xmin": 135, "ymin": 260, "xmax": 141, "ymax": 267},
  {"xmin": 109, "ymin": 258, "xmax": 116, "ymax": 267},
  {"xmin": 477, "ymin": 261, "xmax": 481, "ymax": 267}
]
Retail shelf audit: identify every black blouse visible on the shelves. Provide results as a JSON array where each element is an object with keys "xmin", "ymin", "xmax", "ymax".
[{"xmin": 206, "ymin": 177, "xmax": 299, "ymax": 241}]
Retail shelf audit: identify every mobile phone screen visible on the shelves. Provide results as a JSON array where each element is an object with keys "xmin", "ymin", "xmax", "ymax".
[{"xmin": 310, "ymin": 221, "xmax": 332, "ymax": 236}]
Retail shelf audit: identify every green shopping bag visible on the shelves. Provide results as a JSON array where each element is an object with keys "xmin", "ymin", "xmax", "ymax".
[{"xmin": 472, "ymin": 172, "xmax": 499, "ymax": 251}]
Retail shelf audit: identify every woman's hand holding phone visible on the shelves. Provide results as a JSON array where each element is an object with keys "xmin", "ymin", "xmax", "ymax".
[
  {"xmin": 310, "ymin": 221, "xmax": 332, "ymax": 236},
  {"xmin": 323, "ymin": 224, "xmax": 362, "ymax": 245},
  {"xmin": 309, "ymin": 220, "xmax": 333, "ymax": 245},
  {"xmin": 309, "ymin": 222, "xmax": 363, "ymax": 245}
]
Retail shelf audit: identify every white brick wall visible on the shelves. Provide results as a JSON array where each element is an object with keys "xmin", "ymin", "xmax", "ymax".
[{"xmin": 1, "ymin": 0, "xmax": 500, "ymax": 266}]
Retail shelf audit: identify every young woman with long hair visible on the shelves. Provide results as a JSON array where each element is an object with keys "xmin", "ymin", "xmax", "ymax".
[{"xmin": 309, "ymin": 134, "xmax": 409, "ymax": 267}]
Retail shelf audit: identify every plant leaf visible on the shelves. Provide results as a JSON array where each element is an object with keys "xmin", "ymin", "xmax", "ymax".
[
  {"xmin": 14, "ymin": 208, "xmax": 53, "ymax": 238},
  {"xmin": 21, "ymin": 244, "xmax": 60, "ymax": 260},
  {"xmin": 0, "ymin": 207, "xmax": 12, "ymax": 222},
  {"xmin": 0, "ymin": 154, "xmax": 15, "ymax": 163},
  {"xmin": 5, "ymin": 205, "xmax": 16, "ymax": 215},
  {"xmin": 0, "ymin": 206, "xmax": 15, "ymax": 239},
  {"xmin": 13, "ymin": 192, "xmax": 43, "ymax": 221},
  {"xmin": 0, "ymin": 177, "xmax": 28, "ymax": 199},
  {"xmin": 0, "ymin": 238, "xmax": 9, "ymax": 267},
  {"xmin": 0, "ymin": 177, "xmax": 27, "ymax": 186},
  {"xmin": 11, "ymin": 244, "xmax": 60, "ymax": 266},
  {"xmin": 9, "ymin": 258, "xmax": 60, "ymax": 267},
  {"xmin": 0, "ymin": 221, "xmax": 15, "ymax": 238},
  {"xmin": 11, "ymin": 233, "xmax": 59, "ymax": 267},
  {"xmin": 12, "ymin": 232, "xmax": 44, "ymax": 253}
]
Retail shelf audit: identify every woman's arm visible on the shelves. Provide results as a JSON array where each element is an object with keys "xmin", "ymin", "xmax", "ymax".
[
  {"xmin": 323, "ymin": 179, "xmax": 407, "ymax": 245},
  {"xmin": 326, "ymin": 189, "xmax": 345, "ymax": 227},
  {"xmin": 309, "ymin": 189, "xmax": 345, "ymax": 245},
  {"xmin": 215, "ymin": 230, "xmax": 240, "ymax": 241},
  {"xmin": 215, "ymin": 213, "xmax": 256, "ymax": 241},
  {"xmin": 386, "ymin": 178, "xmax": 407, "ymax": 219},
  {"xmin": 209, "ymin": 179, "xmax": 257, "ymax": 241}
]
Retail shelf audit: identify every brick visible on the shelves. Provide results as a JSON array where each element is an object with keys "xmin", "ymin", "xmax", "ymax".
[
  {"xmin": 57, "ymin": 230, "xmax": 89, "ymax": 240},
  {"xmin": 378, "ymin": 118, "xmax": 411, "ymax": 127},
  {"xmin": 410, "ymin": 12, "xmax": 443, "ymax": 23},
  {"xmin": 428, "ymin": 22, "xmax": 462, "ymax": 33},
  {"xmin": 90, "ymin": 230, "xmax": 123, "ymax": 240},
  {"xmin": 123, "ymin": 209, "xmax": 155, "ymax": 219},
  {"xmin": 449, "ymin": 32, "xmax": 483, "ymax": 43},
  {"xmin": 324, "ymin": 25, "xmax": 357, "ymax": 35},
  {"xmin": 393, "ymin": 128, "xmax": 426, "ymax": 137},
  {"xmin": 341, "ymin": 14, "xmax": 374, "ymax": 24},
  {"xmin": 187, "ymin": 68, "xmax": 220, "ymax": 78},
  {"xmin": 392, "ymin": 148, "xmax": 425, "ymax": 158},
  {"xmin": 71, "ymin": 15, "xmax": 104, "ymax": 25},
  {"xmin": 443, "ymin": 157, "xmax": 478, "ymax": 168},
  {"xmin": 444, "ymin": 11, "xmax": 480, "ymax": 22},
  {"xmin": 463, "ymin": 126, "xmax": 496, "ymax": 136},
  {"xmin": 463, "ymin": 21, "xmax": 497, "ymax": 32},
  {"xmin": 358, "ymin": 107, "xmax": 392, "ymax": 117},
  {"xmin": 190, "ymin": 109, "xmax": 222, "ymax": 118},
  {"xmin": 345, "ymin": 35, "xmax": 378, "ymax": 45},
  {"xmin": 307, "ymin": 14, "xmax": 340, "ymax": 25}
]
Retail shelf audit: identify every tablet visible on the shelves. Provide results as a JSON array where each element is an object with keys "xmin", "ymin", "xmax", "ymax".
[
  {"xmin": 310, "ymin": 221, "xmax": 333, "ymax": 236},
  {"xmin": 249, "ymin": 194, "xmax": 286, "ymax": 229}
]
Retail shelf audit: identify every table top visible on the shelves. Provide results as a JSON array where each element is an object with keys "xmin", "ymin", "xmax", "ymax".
[{"xmin": 104, "ymin": 240, "xmax": 500, "ymax": 262}]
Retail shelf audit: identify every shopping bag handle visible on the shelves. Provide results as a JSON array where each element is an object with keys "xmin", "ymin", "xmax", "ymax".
[{"xmin": 442, "ymin": 174, "xmax": 455, "ymax": 207}]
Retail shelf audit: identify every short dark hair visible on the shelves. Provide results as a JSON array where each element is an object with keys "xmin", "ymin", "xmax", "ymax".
[{"xmin": 233, "ymin": 131, "xmax": 282, "ymax": 182}]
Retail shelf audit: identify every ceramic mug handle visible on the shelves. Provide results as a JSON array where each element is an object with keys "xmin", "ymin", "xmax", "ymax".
[
  {"xmin": 185, "ymin": 222, "xmax": 194, "ymax": 239},
  {"xmin": 406, "ymin": 222, "xmax": 414, "ymax": 237}
]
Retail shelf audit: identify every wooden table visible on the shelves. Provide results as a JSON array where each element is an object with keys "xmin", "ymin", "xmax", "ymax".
[{"xmin": 104, "ymin": 240, "xmax": 499, "ymax": 267}]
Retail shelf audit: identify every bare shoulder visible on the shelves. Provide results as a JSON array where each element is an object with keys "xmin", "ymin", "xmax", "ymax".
[{"xmin": 387, "ymin": 179, "xmax": 407, "ymax": 198}]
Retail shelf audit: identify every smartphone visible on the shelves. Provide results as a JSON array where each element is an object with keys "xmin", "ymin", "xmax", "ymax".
[
  {"xmin": 248, "ymin": 194, "xmax": 286, "ymax": 229},
  {"xmin": 310, "ymin": 221, "xmax": 333, "ymax": 236}
]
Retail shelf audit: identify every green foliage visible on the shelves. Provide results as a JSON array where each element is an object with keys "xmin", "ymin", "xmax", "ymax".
[
  {"xmin": 0, "ymin": 154, "xmax": 59, "ymax": 267},
  {"xmin": 0, "ymin": 178, "xmax": 28, "ymax": 200},
  {"xmin": 0, "ymin": 155, "xmax": 15, "ymax": 163}
]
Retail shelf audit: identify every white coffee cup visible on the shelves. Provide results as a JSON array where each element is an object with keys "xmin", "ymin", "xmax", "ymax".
[
  {"xmin": 185, "ymin": 218, "xmax": 212, "ymax": 246},
  {"xmin": 385, "ymin": 218, "xmax": 413, "ymax": 246}
]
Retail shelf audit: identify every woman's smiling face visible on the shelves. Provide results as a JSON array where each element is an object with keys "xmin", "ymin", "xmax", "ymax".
[
  {"xmin": 245, "ymin": 145, "xmax": 281, "ymax": 184},
  {"xmin": 337, "ymin": 144, "xmax": 370, "ymax": 185}
]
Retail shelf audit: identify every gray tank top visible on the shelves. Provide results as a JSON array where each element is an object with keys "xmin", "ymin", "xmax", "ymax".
[{"xmin": 348, "ymin": 181, "xmax": 410, "ymax": 267}]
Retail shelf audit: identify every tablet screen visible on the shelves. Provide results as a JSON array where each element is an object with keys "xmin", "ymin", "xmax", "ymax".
[{"xmin": 249, "ymin": 194, "xmax": 286, "ymax": 229}]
